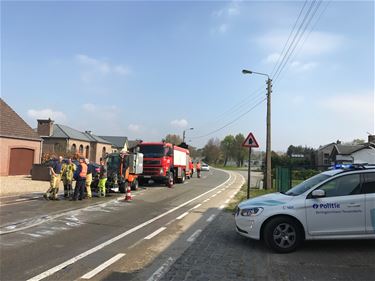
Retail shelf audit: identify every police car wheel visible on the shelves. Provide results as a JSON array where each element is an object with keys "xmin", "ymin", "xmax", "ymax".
[{"xmin": 263, "ymin": 217, "xmax": 302, "ymax": 253}]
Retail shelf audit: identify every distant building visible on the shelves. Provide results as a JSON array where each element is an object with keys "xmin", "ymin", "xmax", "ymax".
[
  {"xmin": 0, "ymin": 98, "xmax": 42, "ymax": 176},
  {"xmin": 37, "ymin": 119, "xmax": 111, "ymax": 163},
  {"xmin": 330, "ymin": 142, "xmax": 375, "ymax": 165},
  {"xmin": 99, "ymin": 136, "xmax": 128, "ymax": 153},
  {"xmin": 316, "ymin": 142, "xmax": 336, "ymax": 166}
]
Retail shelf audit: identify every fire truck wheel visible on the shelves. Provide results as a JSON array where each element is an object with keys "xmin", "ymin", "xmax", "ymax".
[
  {"xmin": 166, "ymin": 172, "xmax": 174, "ymax": 188},
  {"xmin": 131, "ymin": 179, "xmax": 139, "ymax": 191},
  {"xmin": 119, "ymin": 182, "xmax": 126, "ymax": 193},
  {"xmin": 181, "ymin": 171, "xmax": 186, "ymax": 183}
]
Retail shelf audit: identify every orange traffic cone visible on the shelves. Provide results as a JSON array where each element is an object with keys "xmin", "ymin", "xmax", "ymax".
[{"xmin": 124, "ymin": 183, "xmax": 132, "ymax": 201}]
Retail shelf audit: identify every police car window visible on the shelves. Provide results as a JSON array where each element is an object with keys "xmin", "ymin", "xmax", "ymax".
[
  {"xmin": 362, "ymin": 172, "xmax": 375, "ymax": 194},
  {"xmin": 285, "ymin": 173, "xmax": 330, "ymax": 196},
  {"xmin": 318, "ymin": 174, "xmax": 361, "ymax": 197}
]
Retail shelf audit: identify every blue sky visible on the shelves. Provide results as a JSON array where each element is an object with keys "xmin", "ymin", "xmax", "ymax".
[{"xmin": 2, "ymin": 0, "xmax": 374, "ymax": 151}]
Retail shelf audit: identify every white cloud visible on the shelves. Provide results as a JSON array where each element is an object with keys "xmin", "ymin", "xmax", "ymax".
[
  {"xmin": 263, "ymin": 52, "xmax": 281, "ymax": 64},
  {"xmin": 219, "ymin": 23, "xmax": 229, "ymax": 33},
  {"xmin": 113, "ymin": 65, "xmax": 130, "ymax": 75},
  {"xmin": 170, "ymin": 119, "xmax": 188, "ymax": 128},
  {"xmin": 318, "ymin": 93, "xmax": 373, "ymax": 116},
  {"xmin": 256, "ymin": 31, "xmax": 344, "ymax": 57},
  {"xmin": 128, "ymin": 124, "xmax": 141, "ymax": 132},
  {"xmin": 213, "ymin": 1, "xmax": 240, "ymax": 17},
  {"xmin": 289, "ymin": 60, "xmax": 318, "ymax": 72},
  {"xmin": 27, "ymin": 108, "xmax": 67, "ymax": 123},
  {"xmin": 75, "ymin": 54, "xmax": 130, "ymax": 83},
  {"xmin": 82, "ymin": 103, "xmax": 96, "ymax": 112}
]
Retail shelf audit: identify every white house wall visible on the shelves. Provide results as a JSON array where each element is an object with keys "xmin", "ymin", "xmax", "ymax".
[{"xmin": 352, "ymin": 148, "xmax": 375, "ymax": 164}]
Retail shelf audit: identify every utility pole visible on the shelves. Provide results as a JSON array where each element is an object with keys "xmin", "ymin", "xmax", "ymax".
[
  {"xmin": 242, "ymin": 69, "xmax": 272, "ymax": 190},
  {"xmin": 266, "ymin": 78, "xmax": 272, "ymax": 190}
]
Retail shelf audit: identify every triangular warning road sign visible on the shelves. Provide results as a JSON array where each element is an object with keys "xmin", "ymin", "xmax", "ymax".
[{"xmin": 242, "ymin": 132, "xmax": 259, "ymax": 148}]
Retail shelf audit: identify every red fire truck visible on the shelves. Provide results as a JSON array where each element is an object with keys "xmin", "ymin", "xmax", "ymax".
[{"xmin": 137, "ymin": 141, "xmax": 192, "ymax": 187}]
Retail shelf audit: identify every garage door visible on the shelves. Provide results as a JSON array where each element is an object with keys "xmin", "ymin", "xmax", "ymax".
[{"xmin": 9, "ymin": 148, "xmax": 34, "ymax": 175}]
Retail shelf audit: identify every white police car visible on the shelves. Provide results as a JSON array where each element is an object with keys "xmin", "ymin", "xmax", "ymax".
[{"xmin": 235, "ymin": 164, "xmax": 375, "ymax": 253}]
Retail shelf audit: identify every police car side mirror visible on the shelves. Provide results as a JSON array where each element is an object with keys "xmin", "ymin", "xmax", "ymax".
[{"xmin": 311, "ymin": 189, "xmax": 326, "ymax": 198}]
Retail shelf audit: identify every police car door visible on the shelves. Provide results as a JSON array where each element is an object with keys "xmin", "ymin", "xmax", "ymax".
[
  {"xmin": 362, "ymin": 172, "xmax": 375, "ymax": 234},
  {"xmin": 305, "ymin": 173, "xmax": 365, "ymax": 236}
]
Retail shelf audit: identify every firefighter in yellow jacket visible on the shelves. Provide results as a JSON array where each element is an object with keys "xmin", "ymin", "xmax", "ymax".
[{"xmin": 61, "ymin": 158, "xmax": 76, "ymax": 198}]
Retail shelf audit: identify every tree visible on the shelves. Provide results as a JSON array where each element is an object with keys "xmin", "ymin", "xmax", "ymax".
[
  {"xmin": 343, "ymin": 139, "xmax": 365, "ymax": 145},
  {"xmin": 286, "ymin": 145, "xmax": 317, "ymax": 167},
  {"xmin": 233, "ymin": 134, "xmax": 246, "ymax": 167},
  {"xmin": 164, "ymin": 134, "xmax": 182, "ymax": 145},
  {"xmin": 220, "ymin": 135, "xmax": 235, "ymax": 166},
  {"xmin": 202, "ymin": 138, "xmax": 221, "ymax": 164}
]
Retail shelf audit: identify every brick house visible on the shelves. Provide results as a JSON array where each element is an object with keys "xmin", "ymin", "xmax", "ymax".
[
  {"xmin": 37, "ymin": 119, "xmax": 112, "ymax": 163},
  {"xmin": 0, "ymin": 98, "xmax": 42, "ymax": 176}
]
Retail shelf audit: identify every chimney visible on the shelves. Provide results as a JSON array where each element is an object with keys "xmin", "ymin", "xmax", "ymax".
[
  {"xmin": 85, "ymin": 130, "xmax": 92, "ymax": 135},
  {"xmin": 369, "ymin": 135, "xmax": 375, "ymax": 143},
  {"xmin": 37, "ymin": 118, "xmax": 54, "ymax": 136},
  {"xmin": 336, "ymin": 140, "xmax": 341, "ymax": 145}
]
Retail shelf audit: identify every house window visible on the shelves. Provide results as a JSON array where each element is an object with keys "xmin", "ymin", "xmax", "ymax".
[
  {"xmin": 85, "ymin": 145, "xmax": 90, "ymax": 158},
  {"xmin": 71, "ymin": 144, "xmax": 77, "ymax": 153},
  {"xmin": 54, "ymin": 143, "xmax": 62, "ymax": 153},
  {"xmin": 79, "ymin": 145, "xmax": 84, "ymax": 155}
]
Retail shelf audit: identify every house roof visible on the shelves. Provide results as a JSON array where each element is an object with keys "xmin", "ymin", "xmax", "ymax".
[
  {"xmin": 128, "ymin": 140, "xmax": 139, "ymax": 149},
  {"xmin": 318, "ymin": 142, "xmax": 336, "ymax": 151},
  {"xmin": 47, "ymin": 124, "xmax": 111, "ymax": 144},
  {"xmin": 334, "ymin": 144, "xmax": 369, "ymax": 155},
  {"xmin": 0, "ymin": 98, "xmax": 41, "ymax": 141},
  {"xmin": 100, "ymin": 136, "xmax": 128, "ymax": 148}
]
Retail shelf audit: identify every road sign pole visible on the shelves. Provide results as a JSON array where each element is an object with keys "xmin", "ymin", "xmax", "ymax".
[{"xmin": 247, "ymin": 147, "xmax": 252, "ymax": 199}]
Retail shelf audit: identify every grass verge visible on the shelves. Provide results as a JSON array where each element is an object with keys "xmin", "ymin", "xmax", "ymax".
[{"xmin": 225, "ymin": 185, "xmax": 276, "ymax": 213}]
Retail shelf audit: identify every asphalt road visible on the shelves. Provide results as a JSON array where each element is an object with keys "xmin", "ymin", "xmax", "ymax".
[{"xmin": 0, "ymin": 168, "xmax": 244, "ymax": 281}]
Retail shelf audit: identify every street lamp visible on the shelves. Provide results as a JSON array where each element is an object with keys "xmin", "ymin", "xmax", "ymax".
[
  {"xmin": 183, "ymin": 128, "xmax": 194, "ymax": 143},
  {"xmin": 242, "ymin": 69, "xmax": 272, "ymax": 190}
]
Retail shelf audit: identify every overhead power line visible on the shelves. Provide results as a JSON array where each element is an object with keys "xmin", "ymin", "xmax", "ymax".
[
  {"xmin": 270, "ymin": 0, "xmax": 308, "ymax": 78},
  {"xmin": 273, "ymin": 0, "xmax": 323, "ymax": 82},
  {"xmin": 272, "ymin": 0, "xmax": 319, "ymax": 81},
  {"xmin": 274, "ymin": 0, "xmax": 331, "ymax": 83},
  {"xmin": 190, "ymin": 96, "xmax": 267, "ymax": 139}
]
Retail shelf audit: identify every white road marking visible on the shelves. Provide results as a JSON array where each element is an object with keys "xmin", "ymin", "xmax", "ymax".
[
  {"xmin": 206, "ymin": 214, "xmax": 216, "ymax": 222},
  {"xmin": 27, "ymin": 172, "xmax": 233, "ymax": 281},
  {"xmin": 15, "ymin": 198, "xmax": 28, "ymax": 202},
  {"xmin": 187, "ymin": 229, "xmax": 202, "ymax": 242},
  {"xmin": 81, "ymin": 253, "xmax": 125, "ymax": 279},
  {"xmin": 203, "ymin": 199, "xmax": 210, "ymax": 203},
  {"xmin": 217, "ymin": 190, "xmax": 222, "ymax": 194},
  {"xmin": 144, "ymin": 227, "xmax": 167, "ymax": 240},
  {"xmin": 219, "ymin": 204, "xmax": 226, "ymax": 210},
  {"xmin": 224, "ymin": 199, "xmax": 230, "ymax": 204},
  {"xmin": 191, "ymin": 203, "xmax": 201, "ymax": 210},
  {"xmin": 176, "ymin": 212, "xmax": 189, "ymax": 220},
  {"xmin": 211, "ymin": 194, "xmax": 217, "ymax": 198},
  {"xmin": 147, "ymin": 257, "xmax": 174, "ymax": 281}
]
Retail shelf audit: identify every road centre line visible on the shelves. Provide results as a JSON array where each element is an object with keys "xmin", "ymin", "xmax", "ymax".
[
  {"xmin": 81, "ymin": 253, "xmax": 126, "ymax": 279},
  {"xmin": 27, "ymin": 171, "xmax": 232, "ymax": 281},
  {"xmin": 144, "ymin": 227, "xmax": 167, "ymax": 240},
  {"xmin": 147, "ymin": 257, "xmax": 175, "ymax": 281},
  {"xmin": 224, "ymin": 199, "xmax": 230, "ymax": 204},
  {"xmin": 176, "ymin": 212, "xmax": 189, "ymax": 220},
  {"xmin": 191, "ymin": 203, "xmax": 202, "ymax": 210},
  {"xmin": 219, "ymin": 205, "xmax": 226, "ymax": 210},
  {"xmin": 211, "ymin": 194, "xmax": 217, "ymax": 198},
  {"xmin": 206, "ymin": 214, "xmax": 216, "ymax": 222},
  {"xmin": 203, "ymin": 199, "xmax": 210, "ymax": 203},
  {"xmin": 187, "ymin": 229, "xmax": 202, "ymax": 242}
]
